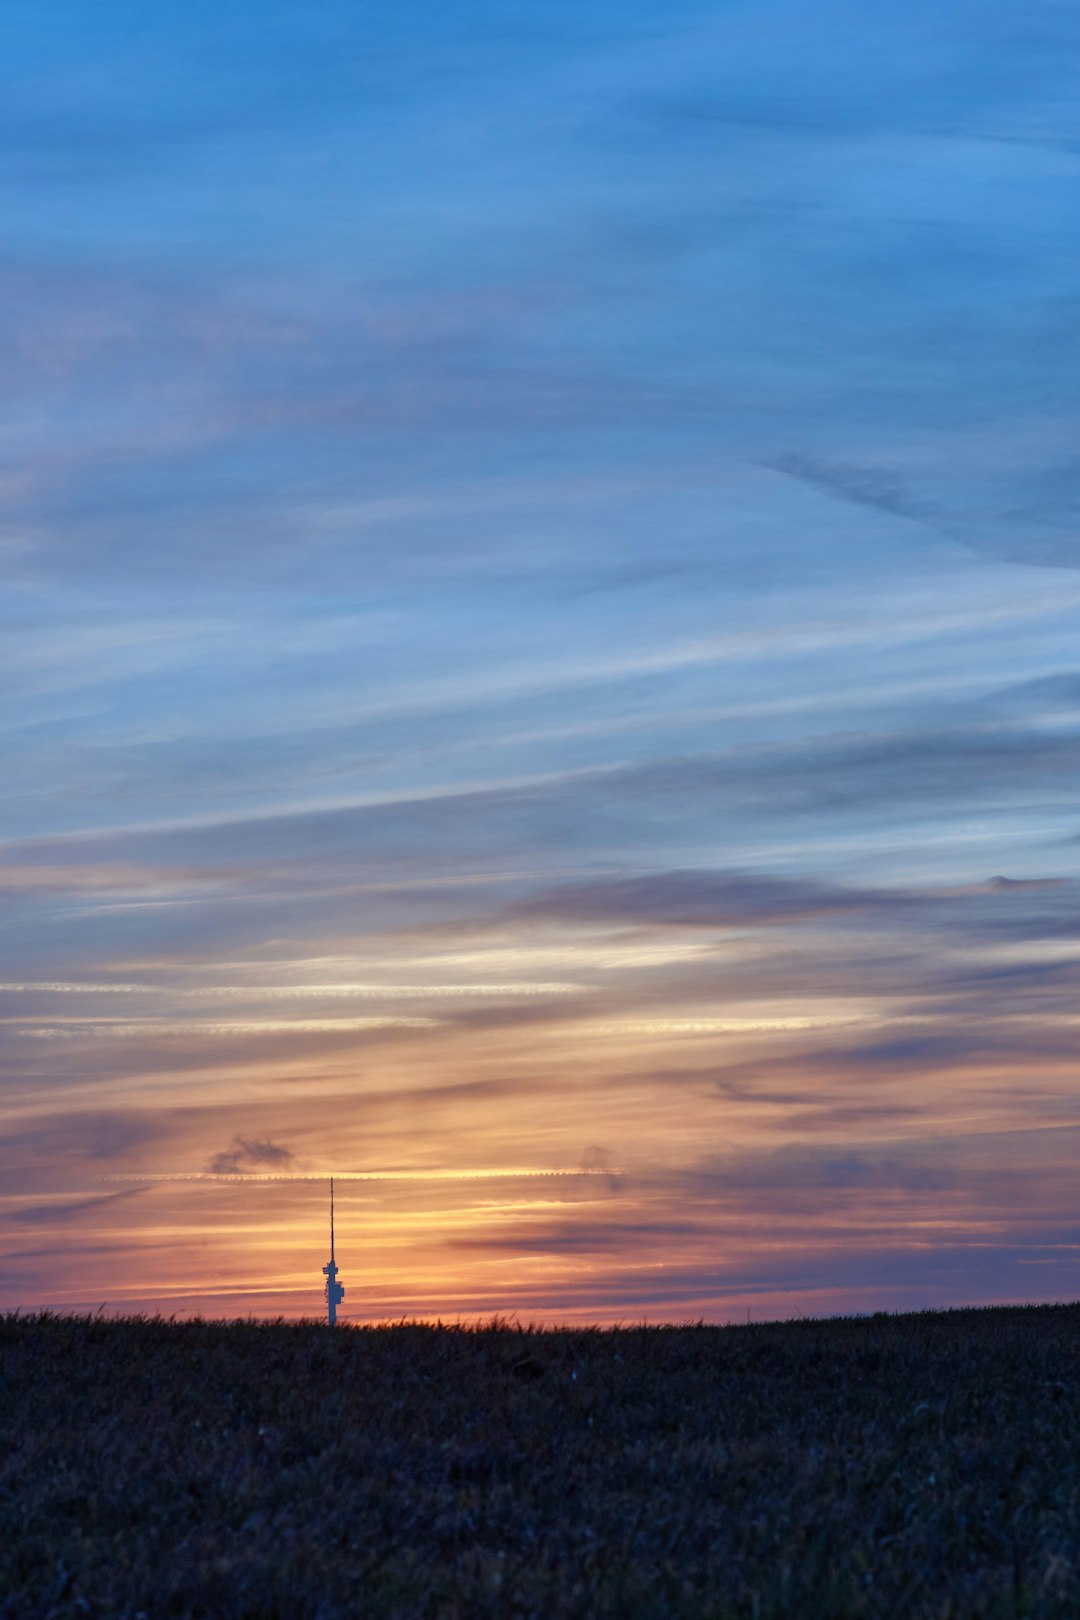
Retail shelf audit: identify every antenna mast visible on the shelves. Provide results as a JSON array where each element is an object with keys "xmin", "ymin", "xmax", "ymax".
[{"xmin": 322, "ymin": 1176, "xmax": 345, "ymax": 1325}]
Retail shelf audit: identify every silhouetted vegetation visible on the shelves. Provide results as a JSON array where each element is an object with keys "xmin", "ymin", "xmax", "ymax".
[{"xmin": 3, "ymin": 1304, "xmax": 1080, "ymax": 1617}]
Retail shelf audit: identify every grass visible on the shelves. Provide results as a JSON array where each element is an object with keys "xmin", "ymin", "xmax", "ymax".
[{"xmin": 3, "ymin": 1304, "xmax": 1080, "ymax": 1617}]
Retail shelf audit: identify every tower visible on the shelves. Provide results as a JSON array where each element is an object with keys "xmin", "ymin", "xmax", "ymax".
[{"xmin": 322, "ymin": 1176, "xmax": 345, "ymax": 1325}]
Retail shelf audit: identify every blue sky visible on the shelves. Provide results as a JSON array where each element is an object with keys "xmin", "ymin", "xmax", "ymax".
[{"xmin": 3, "ymin": 0, "xmax": 1080, "ymax": 1320}]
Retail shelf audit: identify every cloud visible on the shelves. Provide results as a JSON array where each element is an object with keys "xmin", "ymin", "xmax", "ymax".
[
  {"xmin": 15, "ymin": 714, "xmax": 1078, "ymax": 895},
  {"xmin": 579, "ymin": 1145, "xmax": 624, "ymax": 1193},
  {"xmin": 769, "ymin": 450, "xmax": 1080, "ymax": 573},
  {"xmin": 0, "ymin": 864, "xmax": 232, "ymax": 895},
  {"xmin": 207, "ymin": 1136, "xmax": 295, "ymax": 1176},
  {"xmin": 511, "ymin": 869, "xmax": 893, "ymax": 929},
  {"xmin": 767, "ymin": 453, "xmax": 928, "ymax": 527},
  {"xmin": 681, "ymin": 1141, "xmax": 956, "ymax": 1195},
  {"xmin": 0, "ymin": 1111, "xmax": 166, "ymax": 1168},
  {"xmin": 6, "ymin": 1188, "xmax": 143, "ymax": 1225}
]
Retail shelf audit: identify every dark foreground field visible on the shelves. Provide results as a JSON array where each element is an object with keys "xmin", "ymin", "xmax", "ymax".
[{"xmin": 4, "ymin": 1307, "xmax": 1080, "ymax": 1619}]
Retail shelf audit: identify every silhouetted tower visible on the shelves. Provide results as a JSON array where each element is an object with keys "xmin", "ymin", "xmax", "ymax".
[{"xmin": 323, "ymin": 1177, "xmax": 345, "ymax": 1326}]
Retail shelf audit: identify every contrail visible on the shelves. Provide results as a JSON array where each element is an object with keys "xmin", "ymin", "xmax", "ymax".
[{"xmin": 98, "ymin": 1168, "xmax": 620, "ymax": 1184}]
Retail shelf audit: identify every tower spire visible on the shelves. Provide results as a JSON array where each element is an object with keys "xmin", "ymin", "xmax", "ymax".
[{"xmin": 322, "ymin": 1176, "xmax": 344, "ymax": 1325}]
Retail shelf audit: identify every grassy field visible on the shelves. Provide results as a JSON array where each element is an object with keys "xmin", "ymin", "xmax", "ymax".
[{"xmin": 3, "ymin": 1305, "xmax": 1080, "ymax": 1618}]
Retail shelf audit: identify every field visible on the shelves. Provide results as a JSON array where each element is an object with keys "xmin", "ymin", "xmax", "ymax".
[{"xmin": 3, "ymin": 1305, "xmax": 1080, "ymax": 1618}]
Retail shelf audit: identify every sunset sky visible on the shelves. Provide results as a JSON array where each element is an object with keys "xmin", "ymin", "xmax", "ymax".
[{"xmin": 4, "ymin": 0, "xmax": 1080, "ymax": 1323}]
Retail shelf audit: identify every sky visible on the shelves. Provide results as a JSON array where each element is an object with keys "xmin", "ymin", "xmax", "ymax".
[{"xmin": 3, "ymin": 0, "xmax": 1080, "ymax": 1323}]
